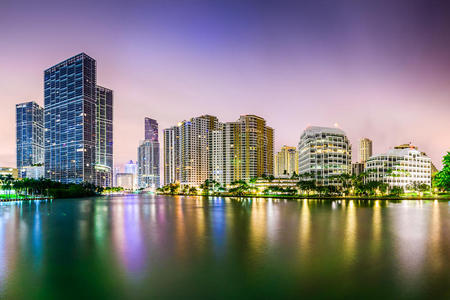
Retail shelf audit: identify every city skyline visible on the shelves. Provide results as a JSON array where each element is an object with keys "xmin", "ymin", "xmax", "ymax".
[{"xmin": 1, "ymin": 0, "xmax": 450, "ymax": 170}]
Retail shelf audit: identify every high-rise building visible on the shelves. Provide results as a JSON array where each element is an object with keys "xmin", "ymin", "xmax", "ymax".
[
  {"xmin": 145, "ymin": 117, "xmax": 158, "ymax": 141},
  {"xmin": 360, "ymin": 138, "xmax": 373, "ymax": 163},
  {"xmin": 16, "ymin": 101, "xmax": 44, "ymax": 178},
  {"xmin": 124, "ymin": 160, "xmax": 138, "ymax": 189},
  {"xmin": 163, "ymin": 114, "xmax": 273, "ymax": 187},
  {"xmin": 180, "ymin": 115, "xmax": 218, "ymax": 186},
  {"xmin": 138, "ymin": 118, "xmax": 160, "ymax": 189},
  {"xmin": 366, "ymin": 146, "xmax": 431, "ymax": 190},
  {"xmin": 298, "ymin": 126, "xmax": 352, "ymax": 185},
  {"xmin": 274, "ymin": 146, "xmax": 298, "ymax": 177},
  {"xmin": 95, "ymin": 86, "xmax": 113, "ymax": 187},
  {"xmin": 163, "ymin": 126, "xmax": 181, "ymax": 185},
  {"xmin": 44, "ymin": 53, "xmax": 97, "ymax": 184}
]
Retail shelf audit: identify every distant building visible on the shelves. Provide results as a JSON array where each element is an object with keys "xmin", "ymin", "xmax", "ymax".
[
  {"xmin": 95, "ymin": 86, "xmax": 113, "ymax": 187},
  {"xmin": 351, "ymin": 162, "xmax": 365, "ymax": 176},
  {"xmin": 16, "ymin": 101, "xmax": 44, "ymax": 178},
  {"xmin": 274, "ymin": 146, "xmax": 298, "ymax": 177},
  {"xmin": 44, "ymin": 53, "xmax": 97, "ymax": 184},
  {"xmin": 0, "ymin": 167, "xmax": 19, "ymax": 179},
  {"xmin": 116, "ymin": 173, "xmax": 134, "ymax": 190},
  {"xmin": 298, "ymin": 126, "xmax": 352, "ymax": 185},
  {"xmin": 138, "ymin": 118, "xmax": 160, "ymax": 189},
  {"xmin": 360, "ymin": 138, "xmax": 372, "ymax": 163},
  {"xmin": 253, "ymin": 178, "xmax": 298, "ymax": 192},
  {"xmin": 124, "ymin": 160, "xmax": 138, "ymax": 189},
  {"xmin": 145, "ymin": 117, "xmax": 158, "ymax": 141},
  {"xmin": 366, "ymin": 146, "xmax": 431, "ymax": 190}
]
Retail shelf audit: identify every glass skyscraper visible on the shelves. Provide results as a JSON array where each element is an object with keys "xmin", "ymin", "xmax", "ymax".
[
  {"xmin": 95, "ymin": 85, "xmax": 113, "ymax": 187},
  {"xmin": 44, "ymin": 53, "xmax": 97, "ymax": 184},
  {"xmin": 145, "ymin": 117, "xmax": 158, "ymax": 141},
  {"xmin": 16, "ymin": 101, "xmax": 44, "ymax": 177}
]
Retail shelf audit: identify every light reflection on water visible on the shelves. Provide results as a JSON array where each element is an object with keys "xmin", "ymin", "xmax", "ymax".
[{"xmin": 0, "ymin": 196, "xmax": 449, "ymax": 299}]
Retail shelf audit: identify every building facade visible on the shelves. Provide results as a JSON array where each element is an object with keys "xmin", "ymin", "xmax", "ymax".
[
  {"xmin": 360, "ymin": 138, "xmax": 373, "ymax": 163},
  {"xmin": 365, "ymin": 147, "xmax": 431, "ymax": 190},
  {"xmin": 351, "ymin": 162, "xmax": 365, "ymax": 176},
  {"xmin": 138, "ymin": 118, "xmax": 160, "ymax": 189},
  {"xmin": 16, "ymin": 101, "xmax": 44, "ymax": 178},
  {"xmin": 298, "ymin": 126, "xmax": 352, "ymax": 185},
  {"xmin": 163, "ymin": 126, "xmax": 181, "ymax": 185},
  {"xmin": 44, "ymin": 53, "xmax": 97, "ymax": 184},
  {"xmin": 116, "ymin": 173, "xmax": 134, "ymax": 190},
  {"xmin": 95, "ymin": 86, "xmax": 113, "ymax": 187},
  {"xmin": 145, "ymin": 117, "xmax": 158, "ymax": 141},
  {"xmin": 274, "ymin": 146, "xmax": 299, "ymax": 177},
  {"xmin": 124, "ymin": 160, "xmax": 138, "ymax": 189}
]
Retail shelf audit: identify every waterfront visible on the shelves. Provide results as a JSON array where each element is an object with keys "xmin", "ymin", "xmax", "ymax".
[{"xmin": 0, "ymin": 195, "xmax": 449, "ymax": 299}]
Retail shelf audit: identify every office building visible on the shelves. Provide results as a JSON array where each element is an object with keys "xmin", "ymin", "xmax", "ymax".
[
  {"xmin": 44, "ymin": 53, "xmax": 97, "ymax": 184},
  {"xmin": 274, "ymin": 146, "xmax": 298, "ymax": 177},
  {"xmin": 138, "ymin": 118, "xmax": 160, "ymax": 189},
  {"xmin": 360, "ymin": 138, "xmax": 373, "ymax": 163},
  {"xmin": 95, "ymin": 86, "xmax": 113, "ymax": 187},
  {"xmin": 22, "ymin": 166, "xmax": 45, "ymax": 179},
  {"xmin": 298, "ymin": 126, "xmax": 352, "ymax": 185},
  {"xmin": 163, "ymin": 126, "xmax": 181, "ymax": 185},
  {"xmin": 16, "ymin": 101, "xmax": 44, "ymax": 178},
  {"xmin": 366, "ymin": 146, "xmax": 431, "ymax": 190}
]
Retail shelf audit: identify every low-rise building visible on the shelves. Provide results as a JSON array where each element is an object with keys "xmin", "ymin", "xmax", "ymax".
[
  {"xmin": 351, "ymin": 162, "xmax": 365, "ymax": 176},
  {"xmin": 366, "ymin": 146, "xmax": 431, "ymax": 190},
  {"xmin": 253, "ymin": 178, "xmax": 298, "ymax": 192},
  {"xmin": 0, "ymin": 167, "xmax": 19, "ymax": 179},
  {"xmin": 116, "ymin": 173, "xmax": 134, "ymax": 191}
]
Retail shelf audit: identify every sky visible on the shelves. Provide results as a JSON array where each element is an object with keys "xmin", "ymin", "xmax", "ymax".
[{"xmin": 1, "ymin": 0, "xmax": 449, "ymax": 169}]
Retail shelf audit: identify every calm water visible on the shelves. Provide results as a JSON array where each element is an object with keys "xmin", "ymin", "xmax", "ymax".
[{"xmin": 0, "ymin": 195, "xmax": 449, "ymax": 299}]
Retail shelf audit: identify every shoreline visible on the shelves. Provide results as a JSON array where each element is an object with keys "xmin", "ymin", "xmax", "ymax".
[{"xmin": 156, "ymin": 193, "xmax": 449, "ymax": 201}]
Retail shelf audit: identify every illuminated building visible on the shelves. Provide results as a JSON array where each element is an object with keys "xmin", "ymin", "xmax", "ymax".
[
  {"xmin": 138, "ymin": 118, "xmax": 160, "ymax": 189},
  {"xmin": 0, "ymin": 167, "xmax": 19, "ymax": 179},
  {"xmin": 163, "ymin": 126, "xmax": 181, "ymax": 185},
  {"xmin": 366, "ymin": 146, "xmax": 431, "ymax": 190},
  {"xmin": 351, "ymin": 162, "xmax": 365, "ymax": 176},
  {"xmin": 95, "ymin": 86, "xmax": 113, "ymax": 187},
  {"xmin": 298, "ymin": 126, "xmax": 352, "ymax": 185},
  {"xmin": 16, "ymin": 101, "xmax": 44, "ymax": 178},
  {"xmin": 274, "ymin": 146, "xmax": 298, "ymax": 177},
  {"xmin": 124, "ymin": 160, "xmax": 138, "ymax": 189},
  {"xmin": 116, "ymin": 173, "xmax": 134, "ymax": 190},
  {"xmin": 44, "ymin": 53, "xmax": 97, "ymax": 184},
  {"xmin": 359, "ymin": 138, "xmax": 372, "ymax": 163}
]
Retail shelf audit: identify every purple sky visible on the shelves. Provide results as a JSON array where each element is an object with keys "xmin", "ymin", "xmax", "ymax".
[{"xmin": 1, "ymin": 0, "xmax": 449, "ymax": 169}]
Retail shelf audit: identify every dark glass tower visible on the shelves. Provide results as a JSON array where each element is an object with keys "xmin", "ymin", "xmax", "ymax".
[
  {"xmin": 44, "ymin": 53, "xmax": 97, "ymax": 184},
  {"xmin": 145, "ymin": 117, "xmax": 158, "ymax": 141},
  {"xmin": 16, "ymin": 101, "xmax": 44, "ymax": 177},
  {"xmin": 95, "ymin": 86, "xmax": 113, "ymax": 187}
]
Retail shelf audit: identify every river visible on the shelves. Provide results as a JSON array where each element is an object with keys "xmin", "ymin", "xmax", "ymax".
[{"xmin": 0, "ymin": 195, "xmax": 449, "ymax": 299}]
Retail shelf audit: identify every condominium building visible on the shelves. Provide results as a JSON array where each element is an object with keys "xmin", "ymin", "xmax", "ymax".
[
  {"xmin": 95, "ymin": 86, "xmax": 113, "ymax": 187},
  {"xmin": 16, "ymin": 101, "xmax": 44, "ymax": 178},
  {"xmin": 298, "ymin": 126, "xmax": 352, "ymax": 185},
  {"xmin": 209, "ymin": 115, "xmax": 274, "ymax": 186},
  {"xmin": 360, "ymin": 138, "xmax": 373, "ymax": 163},
  {"xmin": 351, "ymin": 162, "xmax": 365, "ymax": 176},
  {"xmin": 274, "ymin": 146, "xmax": 298, "ymax": 177},
  {"xmin": 44, "ymin": 53, "xmax": 97, "ymax": 184},
  {"xmin": 163, "ymin": 126, "xmax": 181, "ymax": 185},
  {"xmin": 163, "ymin": 114, "xmax": 274, "ymax": 187},
  {"xmin": 366, "ymin": 146, "xmax": 431, "ymax": 190},
  {"xmin": 138, "ymin": 118, "xmax": 160, "ymax": 189}
]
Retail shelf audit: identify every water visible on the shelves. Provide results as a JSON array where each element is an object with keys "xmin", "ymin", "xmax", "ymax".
[{"xmin": 0, "ymin": 195, "xmax": 449, "ymax": 299}]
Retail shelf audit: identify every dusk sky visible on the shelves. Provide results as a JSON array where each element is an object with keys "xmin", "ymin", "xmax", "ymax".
[{"xmin": 1, "ymin": 0, "xmax": 449, "ymax": 169}]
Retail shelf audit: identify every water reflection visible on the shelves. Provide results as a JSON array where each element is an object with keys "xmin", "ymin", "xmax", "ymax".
[{"xmin": 0, "ymin": 197, "xmax": 449, "ymax": 299}]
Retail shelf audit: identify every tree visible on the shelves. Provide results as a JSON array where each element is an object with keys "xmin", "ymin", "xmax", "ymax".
[{"xmin": 434, "ymin": 152, "xmax": 450, "ymax": 192}]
